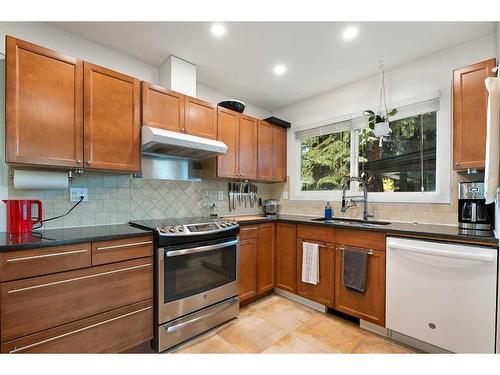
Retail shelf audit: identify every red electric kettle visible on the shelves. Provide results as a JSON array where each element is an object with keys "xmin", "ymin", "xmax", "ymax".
[{"xmin": 2, "ymin": 200, "xmax": 43, "ymax": 233}]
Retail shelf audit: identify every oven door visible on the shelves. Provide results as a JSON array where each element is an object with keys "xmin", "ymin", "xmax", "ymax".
[{"xmin": 157, "ymin": 236, "xmax": 239, "ymax": 324}]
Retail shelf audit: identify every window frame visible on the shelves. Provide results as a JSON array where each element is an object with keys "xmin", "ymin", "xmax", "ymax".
[{"xmin": 291, "ymin": 106, "xmax": 450, "ymax": 204}]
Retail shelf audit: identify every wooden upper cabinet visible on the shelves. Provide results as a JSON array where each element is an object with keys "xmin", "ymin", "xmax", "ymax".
[
  {"xmin": 238, "ymin": 115, "xmax": 258, "ymax": 179},
  {"xmin": 5, "ymin": 36, "xmax": 84, "ymax": 168},
  {"xmin": 184, "ymin": 96, "xmax": 217, "ymax": 139},
  {"xmin": 257, "ymin": 121, "xmax": 274, "ymax": 180},
  {"xmin": 453, "ymin": 58, "xmax": 496, "ymax": 170},
  {"xmin": 217, "ymin": 107, "xmax": 239, "ymax": 178},
  {"xmin": 83, "ymin": 62, "xmax": 141, "ymax": 172},
  {"xmin": 272, "ymin": 125, "xmax": 287, "ymax": 182},
  {"xmin": 141, "ymin": 82, "xmax": 184, "ymax": 133},
  {"xmin": 257, "ymin": 121, "xmax": 287, "ymax": 182}
]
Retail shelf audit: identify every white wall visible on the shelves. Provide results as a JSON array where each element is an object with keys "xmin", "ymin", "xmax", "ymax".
[
  {"xmin": 273, "ymin": 33, "xmax": 498, "ymax": 202},
  {"xmin": 497, "ymin": 22, "xmax": 500, "ymax": 59}
]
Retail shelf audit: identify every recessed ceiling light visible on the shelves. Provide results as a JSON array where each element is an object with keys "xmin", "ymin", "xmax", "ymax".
[
  {"xmin": 273, "ymin": 64, "xmax": 287, "ymax": 76},
  {"xmin": 342, "ymin": 26, "xmax": 359, "ymax": 41},
  {"xmin": 210, "ymin": 23, "xmax": 226, "ymax": 38}
]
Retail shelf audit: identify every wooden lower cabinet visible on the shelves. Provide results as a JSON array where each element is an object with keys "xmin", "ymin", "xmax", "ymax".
[
  {"xmin": 334, "ymin": 245, "xmax": 386, "ymax": 326},
  {"xmin": 1, "ymin": 258, "xmax": 153, "ymax": 342},
  {"xmin": 239, "ymin": 223, "xmax": 276, "ymax": 303},
  {"xmin": 239, "ymin": 231, "xmax": 259, "ymax": 303},
  {"xmin": 257, "ymin": 223, "xmax": 275, "ymax": 294},
  {"xmin": 1, "ymin": 300, "xmax": 153, "ymax": 353},
  {"xmin": 275, "ymin": 223, "xmax": 297, "ymax": 293},
  {"xmin": 296, "ymin": 238, "xmax": 334, "ymax": 307}
]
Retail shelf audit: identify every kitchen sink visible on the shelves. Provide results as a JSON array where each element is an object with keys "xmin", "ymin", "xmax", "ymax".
[{"xmin": 311, "ymin": 217, "xmax": 391, "ymax": 227}]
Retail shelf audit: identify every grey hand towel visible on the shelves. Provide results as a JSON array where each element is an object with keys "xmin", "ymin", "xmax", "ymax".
[{"xmin": 342, "ymin": 247, "xmax": 368, "ymax": 293}]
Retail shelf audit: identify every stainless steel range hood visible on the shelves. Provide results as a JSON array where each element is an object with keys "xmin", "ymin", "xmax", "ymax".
[{"xmin": 141, "ymin": 126, "xmax": 227, "ymax": 160}]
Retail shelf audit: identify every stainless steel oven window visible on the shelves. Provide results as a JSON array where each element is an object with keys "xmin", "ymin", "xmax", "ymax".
[{"xmin": 162, "ymin": 239, "xmax": 238, "ymax": 303}]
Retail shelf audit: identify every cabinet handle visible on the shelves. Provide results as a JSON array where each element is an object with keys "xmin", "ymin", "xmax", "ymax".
[
  {"xmin": 7, "ymin": 263, "xmax": 151, "ymax": 294},
  {"xmin": 96, "ymin": 240, "xmax": 152, "ymax": 251},
  {"xmin": 6, "ymin": 249, "xmax": 88, "ymax": 263},
  {"xmin": 8, "ymin": 306, "xmax": 152, "ymax": 353},
  {"xmin": 337, "ymin": 247, "xmax": 374, "ymax": 255},
  {"xmin": 76, "ymin": 160, "xmax": 81, "ymax": 164},
  {"xmin": 84, "ymin": 161, "xmax": 90, "ymax": 165}
]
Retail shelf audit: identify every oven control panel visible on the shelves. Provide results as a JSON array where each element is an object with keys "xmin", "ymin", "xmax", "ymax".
[{"xmin": 157, "ymin": 220, "xmax": 238, "ymax": 235}]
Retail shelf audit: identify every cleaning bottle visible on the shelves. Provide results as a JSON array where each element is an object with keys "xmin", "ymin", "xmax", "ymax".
[{"xmin": 324, "ymin": 201, "xmax": 333, "ymax": 219}]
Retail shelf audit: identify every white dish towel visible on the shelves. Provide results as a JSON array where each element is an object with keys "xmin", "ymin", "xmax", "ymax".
[
  {"xmin": 301, "ymin": 242, "xmax": 319, "ymax": 285},
  {"xmin": 484, "ymin": 73, "xmax": 500, "ymax": 204}
]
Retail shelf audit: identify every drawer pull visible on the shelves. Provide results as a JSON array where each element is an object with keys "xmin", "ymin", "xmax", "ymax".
[
  {"xmin": 9, "ymin": 306, "xmax": 152, "ymax": 353},
  {"xmin": 6, "ymin": 249, "xmax": 88, "ymax": 263},
  {"xmin": 96, "ymin": 240, "xmax": 152, "ymax": 251},
  {"xmin": 7, "ymin": 263, "xmax": 152, "ymax": 294}
]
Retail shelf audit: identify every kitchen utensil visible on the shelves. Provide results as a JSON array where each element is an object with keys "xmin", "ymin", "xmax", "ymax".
[
  {"xmin": 232, "ymin": 183, "xmax": 236, "ymax": 210},
  {"xmin": 228, "ymin": 182, "xmax": 233, "ymax": 212},
  {"xmin": 2, "ymin": 199, "xmax": 43, "ymax": 233}
]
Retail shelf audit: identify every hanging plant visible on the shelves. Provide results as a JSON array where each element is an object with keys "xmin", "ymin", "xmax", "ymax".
[{"xmin": 363, "ymin": 62, "xmax": 398, "ymax": 144}]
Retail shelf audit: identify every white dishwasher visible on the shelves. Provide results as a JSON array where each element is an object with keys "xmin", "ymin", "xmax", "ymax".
[{"xmin": 386, "ymin": 237, "xmax": 498, "ymax": 353}]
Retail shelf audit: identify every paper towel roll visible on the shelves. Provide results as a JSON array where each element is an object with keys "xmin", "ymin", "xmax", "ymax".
[{"xmin": 13, "ymin": 170, "xmax": 69, "ymax": 190}]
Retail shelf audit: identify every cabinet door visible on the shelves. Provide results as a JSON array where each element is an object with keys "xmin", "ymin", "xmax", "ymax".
[
  {"xmin": 257, "ymin": 223, "xmax": 275, "ymax": 294},
  {"xmin": 239, "ymin": 238, "xmax": 258, "ymax": 303},
  {"xmin": 83, "ymin": 62, "xmax": 140, "ymax": 172},
  {"xmin": 453, "ymin": 58, "xmax": 496, "ymax": 170},
  {"xmin": 257, "ymin": 121, "xmax": 274, "ymax": 181},
  {"xmin": 184, "ymin": 96, "xmax": 217, "ymax": 139},
  {"xmin": 297, "ymin": 239, "xmax": 334, "ymax": 307},
  {"xmin": 141, "ymin": 82, "xmax": 184, "ymax": 133},
  {"xmin": 275, "ymin": 223, "xmax": 297, "ymax": 293},
  {"xmin": 5, "ymin": 36, "xmax": 83, "ymax": 168},
  {"xmin": 238, "ymin": 115, "xmax": 258, "ymax": 179},
  {"xmin": 334, "ymin": 245, "xmax": 386, "ymax": 326},
  {"xmin": 272, "ymin": 125, "xmax": 287, "ymax": 182},
  {"xmin": 217, "ymin": 107, "xmax": 239, "ymax": 178}
]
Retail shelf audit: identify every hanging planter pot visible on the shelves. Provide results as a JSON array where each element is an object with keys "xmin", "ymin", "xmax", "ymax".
[{"xmin": 363, "ymin": 62, "xmax": 398, "ymax": 144}]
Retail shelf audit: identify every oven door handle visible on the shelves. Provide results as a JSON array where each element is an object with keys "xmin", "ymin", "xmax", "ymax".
[
  {"xmin": 164, "ymin": 239, "xmax": 238, "ymax": 257},
  {"xmin": 164, "ymin": 298, "xmax": 238, "ymax": 333}
]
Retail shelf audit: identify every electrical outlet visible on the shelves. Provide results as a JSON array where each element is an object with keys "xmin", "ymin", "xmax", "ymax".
[
  {"xmin": 218, "ymin": 191, "xmax": 225, "ymax": 201},
  {"xmin": 70, "ymin": 188, "xmax": 88, "ymax": 202},
  {"xmin": 282, "ymin": 191, "xmax": 288, "ymax": 200}
]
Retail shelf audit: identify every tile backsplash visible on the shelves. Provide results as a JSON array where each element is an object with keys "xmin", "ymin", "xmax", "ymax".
[{"xmin": 7, "ymin": 172, "xmax": 276, "ymax": 229}]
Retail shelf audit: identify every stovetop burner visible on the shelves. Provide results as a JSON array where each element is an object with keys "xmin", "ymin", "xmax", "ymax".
[{"xmin": 129, "ymin": 217, "xmax": 239, "ymax": 237}]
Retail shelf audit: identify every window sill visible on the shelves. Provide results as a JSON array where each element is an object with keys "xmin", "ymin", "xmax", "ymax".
[{"xmin": 290, "ymin": 190, "xmax": 451, "ymax": 204}]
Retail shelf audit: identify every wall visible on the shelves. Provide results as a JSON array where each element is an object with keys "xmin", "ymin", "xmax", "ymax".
[
  {"xmin": 0, "ymin": 22, "xmax": 272, "ymax": 230},
  {"xmin": 272, "ymin": 33, "xmax": 498, "ymax": 225}
]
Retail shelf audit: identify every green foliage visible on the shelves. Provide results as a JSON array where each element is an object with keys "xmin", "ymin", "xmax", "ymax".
[
  {"xmin": 301, "ymin": 131, "xmax": 350, "ymax": 191},
  {"xmin": 363, "ymin": 108, "xmax": 398, "ymax": 130}
]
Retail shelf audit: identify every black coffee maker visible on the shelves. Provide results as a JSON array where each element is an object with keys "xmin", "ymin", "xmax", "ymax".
[{"xmin": 458, "ymin": 182, "xmax": 495, "ymax": 230}]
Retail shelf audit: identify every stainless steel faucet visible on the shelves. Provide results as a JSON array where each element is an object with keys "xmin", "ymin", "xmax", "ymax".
[{"xmin": 341, "ymin": 176, "xmax": 374, "ymax": 221}]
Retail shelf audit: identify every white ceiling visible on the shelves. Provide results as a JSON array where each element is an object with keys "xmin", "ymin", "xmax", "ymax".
[{"xmin": 52, "ymin": 22, "xmax": 496, "ymax": 111}]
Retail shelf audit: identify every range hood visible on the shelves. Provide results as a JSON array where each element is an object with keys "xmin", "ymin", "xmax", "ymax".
[{"xmin": 141, "ymin": 126, "xmax": 227, "ymax": 160}]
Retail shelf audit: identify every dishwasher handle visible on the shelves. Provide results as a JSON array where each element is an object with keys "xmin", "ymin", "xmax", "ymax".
[{"xmin": 388, "ymin": 241, "xmax": 496, "ymax": 263}]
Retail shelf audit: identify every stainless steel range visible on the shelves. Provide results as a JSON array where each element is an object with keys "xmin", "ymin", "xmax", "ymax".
[{"xmin": 130, "ymin": 218, "xmax": 240, "ymax": 352}]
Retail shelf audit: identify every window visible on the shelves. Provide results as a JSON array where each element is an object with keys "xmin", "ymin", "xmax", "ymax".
[
  {"xmin": 294, "ymin": 96, "xmax": 444, "ymax": 203},
  {"xmin": 359, "ymin": 112, "xmax": 437, "ymax": 192}
]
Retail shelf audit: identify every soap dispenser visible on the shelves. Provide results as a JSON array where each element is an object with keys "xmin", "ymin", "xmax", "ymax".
[{"xmin": 324, "ymin": 201, "xmax": 333, "ymax": 219}]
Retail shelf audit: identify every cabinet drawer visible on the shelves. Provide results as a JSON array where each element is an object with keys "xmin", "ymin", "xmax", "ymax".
[
  {"xmin": 0, "ymin": 243, "xmax": 91, "ymax": 282},
  {"xmin": 92, "ymin": 236, "xmax": 153, "ymax": 266},
  {"xmin": 1, "ymin": 258, "xmax": 152, "ymax": 342},
  {"xmin": 336, "ymin": 229, "xmax": 386, "ymax": 251},
  {"xmin": 297, "ymin": 225, "xmax": 335, "ymax": 243},
  {"xmin": 1, "ymin": 300, "xmax": 153, "ymax": 353},
  {"xmin": 239, "ymin": 225, "xmax": 258, "ymax": 240}
]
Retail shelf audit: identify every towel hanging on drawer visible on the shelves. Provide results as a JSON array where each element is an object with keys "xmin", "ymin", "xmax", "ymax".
[
  {"xmin": 343, "ymin": 247, "xmax": 368, "ymax": 293},
  {"xmin": 301, "ymin": 242, "xmax": 319, "ymax": 285}
]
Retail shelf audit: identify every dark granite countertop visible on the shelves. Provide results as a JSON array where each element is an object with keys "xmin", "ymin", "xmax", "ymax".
[
  {"xmin": 223, "ymin": 214, "xmax": 499, "ymax": 246},
  {"xmin": 0, "ymin": 224, "xmax": 153, "ymax": 252}
]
